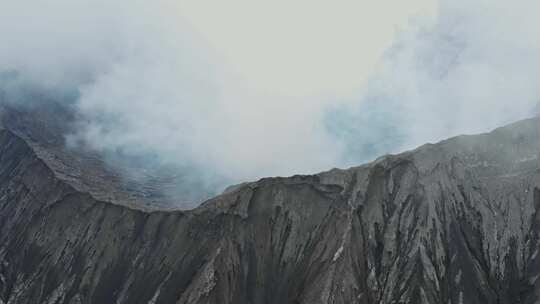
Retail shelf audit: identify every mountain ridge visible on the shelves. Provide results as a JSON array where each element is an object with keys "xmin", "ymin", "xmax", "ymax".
[{"xmin": 1, "ymin": 106, "xmax": 540, "ymax": 303}]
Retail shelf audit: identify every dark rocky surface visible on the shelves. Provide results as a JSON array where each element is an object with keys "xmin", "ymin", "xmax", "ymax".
[{"xmin": 1, "ymin": 101, "xmax": 540, "ymax": 303}]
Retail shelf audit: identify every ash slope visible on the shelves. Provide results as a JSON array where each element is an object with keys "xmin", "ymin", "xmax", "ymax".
[
  {"xmin": 0, "ymin": 101, "xmax": 216, "ymax": 210},
  {"xmin": 1, "ymin": 114, "xmax": 540, "ymax": 304}
]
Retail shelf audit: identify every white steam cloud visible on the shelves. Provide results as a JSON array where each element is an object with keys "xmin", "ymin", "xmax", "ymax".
[
  {"xmin": 1, "ymin": 0, "xmax": 539, "ymax": 206},
  {"xmin": 328, "ymin": 0, "xmax": 540, "ymax": 164}
]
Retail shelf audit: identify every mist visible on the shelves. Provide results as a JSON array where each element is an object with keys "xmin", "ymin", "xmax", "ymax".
[
  {"xmin": 1, "ymin": 0, "xmax": 539, "ymax": 206},
  {"xmin": 329, "ymin": 0, "xmax": 540, "ymax": 164}
]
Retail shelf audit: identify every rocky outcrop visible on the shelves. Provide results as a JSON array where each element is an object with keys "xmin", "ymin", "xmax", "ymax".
[{"xmin": 1, "ymin": 106, "xmax": 540, "ymax": 303}]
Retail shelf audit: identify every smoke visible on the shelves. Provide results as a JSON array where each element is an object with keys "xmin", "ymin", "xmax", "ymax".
[
  {"xmin": 1, "ymin": 0, "xmax": 539, "ymax": 206},
  {"xmin": 329, "ymin": 0, "xmax": 540, "ymax": 164}
]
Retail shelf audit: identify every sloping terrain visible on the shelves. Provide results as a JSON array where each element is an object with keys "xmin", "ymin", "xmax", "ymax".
[
  {"xmin": 0, "ymin": 101, "xmax": 211, "ymax": 210},
  {"xmin": 1, "ymin": 102, "xmax": 540, "ymax": 303}
]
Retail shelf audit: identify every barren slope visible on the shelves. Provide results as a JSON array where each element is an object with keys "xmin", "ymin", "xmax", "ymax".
[{"xmin": 1, "ymin": 105, "xmax": 540, "ymax": 303}]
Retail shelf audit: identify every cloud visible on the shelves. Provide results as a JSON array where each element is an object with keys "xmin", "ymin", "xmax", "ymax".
[
  {"xmin": 1, "ymin": 0, "xmax": 539, "ymax": 206},
  {"xmin": 328, "ymin": 0, "xmax": 540, "ymax": 164}
]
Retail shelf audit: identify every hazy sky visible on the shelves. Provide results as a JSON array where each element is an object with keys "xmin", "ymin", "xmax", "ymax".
[
  {"xmin": 175, "ymin": 0, "xmax": 437, "ymax": 95},
  {"xmin": 1, "ymin": 0, "xmax": 539, "ymax": 205}
]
